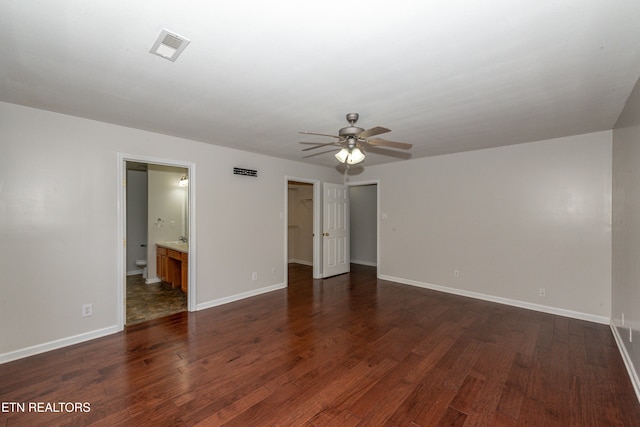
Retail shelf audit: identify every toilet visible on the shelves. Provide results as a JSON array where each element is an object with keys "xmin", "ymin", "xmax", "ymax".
[{"xmin": 136, "ymin": 259, "xmax": 148, "ymax": 278}]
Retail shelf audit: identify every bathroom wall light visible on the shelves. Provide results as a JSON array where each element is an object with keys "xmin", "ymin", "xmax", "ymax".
[{"xmin": 179, "ymin": 175, "xmax": 189, "ymax": 186}]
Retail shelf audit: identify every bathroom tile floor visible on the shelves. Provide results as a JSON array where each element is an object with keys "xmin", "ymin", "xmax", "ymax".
[{"xmin": 126, "ymin": 274, "xmax": 187, "ymax": 325}]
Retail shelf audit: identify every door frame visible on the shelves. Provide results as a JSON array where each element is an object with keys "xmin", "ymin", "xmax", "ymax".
[
  {"xmin": 116, "ymin": 153, "xmax": 197, "ymax": 330},
  {"xmin": 284, "ymin": 176, "xmax": 322, "ymax": 281},
  {"xmin": 347, "ymin": 179, "xmax": 380, "ymax": 277}
]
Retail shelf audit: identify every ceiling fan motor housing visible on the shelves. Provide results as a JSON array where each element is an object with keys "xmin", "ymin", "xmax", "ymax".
[
  {"xmin": 339, "ymin": 126, "xmax": 365, "ymax": 138},
  {"xmin": 340, "ymin": 113, "xmax": 362, "ymax": 138},
  {"xmin": 340, "ymin": 113, "xmax": 365, "ymax": 139}
]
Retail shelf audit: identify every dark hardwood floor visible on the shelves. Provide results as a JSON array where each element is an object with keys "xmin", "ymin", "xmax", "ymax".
[{"xmin": 1, "ymin": 264, "xmax": 639, "ymax": 426}]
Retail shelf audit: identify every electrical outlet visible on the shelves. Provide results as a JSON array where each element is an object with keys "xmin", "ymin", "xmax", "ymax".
[
  {"xmin": 454, "ymin": 270, "xmax": 460, "ymax": 278},
  {"xmin": 630, "ymin": 327, "xmax": 633, "ymax": 343},
  {"xmin": 252, "ymin": 272, "xmax": 258, "ymax": 281},
  {"xmin": 82, "ymin": 304, "xmax": 93, "ymax": 317},
  {"xmin": 538, "ymin": 288, "xmax": 546, "ymax": 297}
]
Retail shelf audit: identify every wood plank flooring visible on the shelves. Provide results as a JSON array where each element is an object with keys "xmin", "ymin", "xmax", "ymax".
[{"xmin": 1, "ymin": 263, "xmax": 639, "ymax": 426}]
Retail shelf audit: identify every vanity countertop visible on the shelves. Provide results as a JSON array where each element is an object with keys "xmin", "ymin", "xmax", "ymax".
[{"xmin": 157, "ymin": 241, "xmax": 188, "ymax": 253}]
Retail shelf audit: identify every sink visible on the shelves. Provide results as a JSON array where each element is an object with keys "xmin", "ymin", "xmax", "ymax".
[{"xmin": 159, "ymin": 241, "xmax": 188, "ymax": 252}]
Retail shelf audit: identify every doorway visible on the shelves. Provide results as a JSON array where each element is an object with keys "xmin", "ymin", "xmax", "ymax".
[
  {"xmin": 285, "ymin": 177, "xmax": 321, "ymax": 283},
  {"xmin": 117, "ymin": 154, "xmax": 196, "ymax": 330},
  {"xmin": 348, "ymin": 181, "xmax": 379, "ymax": 274},
  {"xmin": 288, "ymin": 181, "xmax": 314, "ymax": 267}
]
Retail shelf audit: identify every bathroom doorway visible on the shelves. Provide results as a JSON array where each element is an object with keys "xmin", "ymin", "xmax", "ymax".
[{"xmin": 117, "ymin": 154, "xmax": 196, "ymax": 329}]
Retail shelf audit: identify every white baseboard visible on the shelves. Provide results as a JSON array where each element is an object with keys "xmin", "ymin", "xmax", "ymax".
[
  {"xmin": 379, "ymin": 274, "xmax": 610, "ymax": 325},
  {"xmin": 0, "ymin": 325, "xmax": 120, "ymax": 365},
  {"xmin": 145, "ymin": 277, "xmax": 161, "ymax": 284},
  {"xmin": 197, "ymin": 282, "xmax": 286, "ymax": 311},
  {"xmin": 610, "ymin": 322, "xmax": 640, "ymax": 403},
  {"xmin": 127, "ymin": 269, "xmax": 143, "ymax": 276},
  {"xmin": 2, "ymin": 282, "xmax": 286, "ymax": 364},
  {"xmin": 288, "ymin": 259, "xmax": 313, "ymax": 266},
  {"xmin": 351, "ymin": 259, "xmax": 377, "ymax": 267}
]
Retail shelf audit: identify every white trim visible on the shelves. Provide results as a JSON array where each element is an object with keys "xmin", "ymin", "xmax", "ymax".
[
  {"xmin": 117, "ymin": 155, "xmax": 126, "ymax": 331},
  {"xmin": 379, "ymin": 274, "xmax": 610, "ymax": 325},
  {"xmin": 610, "ymin": 322, "xmax": 640, "ymax": 403},
  {"xmin": 117, "ymin": 153, "xmax": 197, "ymax": 331},
  {"xmin": 127, "ymin": 269, "xmax": 143, "ymax": 276},
  {"xmin": 288, "ymin": 259, "xmax": 313, "ymax": 266},
  {"xmin": 351, "ymin": 259, "xmax": 377, "ymax": 267},
  {"xmin": 197, "ymin": 283, "xmax": 286, "ymax": 311},
  {"xmin": 0, "ymin": 326, "xmax": 119, "ymax": 365},
  {"xmin": 145, "ymin": 277, "xmax": 161, "ymax": 285}
]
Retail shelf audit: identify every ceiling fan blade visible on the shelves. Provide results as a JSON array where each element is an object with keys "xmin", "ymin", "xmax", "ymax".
[
  {"xmin": 299, "ymin": 131, "xmax": 340, "ymax": 138},
  {"xmin": 365, "ymin": 146, "xmax": 413, "ymax": 160},
  {"xmin": 367, "ymin": 138, "xmax": 413, "ymax": 150},
  {"xmin": 302, "ymin": 142, "xmax": 340, "ymax": 151},
  {"xmin": 358, "ymin": 126, "xmax": 390, "ymax": 139},
  {"xmin": 303, "ymin": 149, "xmax": 338, "ymax": 159}
]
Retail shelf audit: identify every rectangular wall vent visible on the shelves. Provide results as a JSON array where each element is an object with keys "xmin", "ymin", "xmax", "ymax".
[
  {"xmin": 234, "ymin": 167, "xmax": 258, "ymax": 177},
  {"xmin": 150, "ymin": 29, "xmax": 190, "ymax": 62}
]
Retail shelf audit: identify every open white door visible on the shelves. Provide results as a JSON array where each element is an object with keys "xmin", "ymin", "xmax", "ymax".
[{"xmin": 322, "ymin": 182, "xmax": 350, "ymax": 278}]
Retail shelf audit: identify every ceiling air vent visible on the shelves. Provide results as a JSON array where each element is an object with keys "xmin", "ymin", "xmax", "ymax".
[{"xmin": 150, "ymin": 29, "xmax": 190, "ymax": 62}]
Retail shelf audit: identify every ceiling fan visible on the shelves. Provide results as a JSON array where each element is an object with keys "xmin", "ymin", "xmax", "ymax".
[{"xmin": 299, "ymin": 113, "xmax": 412, "ymax": 165}]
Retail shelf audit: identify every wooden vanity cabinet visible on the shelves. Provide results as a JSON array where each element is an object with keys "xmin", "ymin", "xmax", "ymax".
[
  {"xmin": 156, "ymin": 246, "xmax": 168, "ymax": 282},
  {"xmin": 166, "ymin": 249, "xmax": 185, "ymax": 292},
  {"xmin": 180, "ymin": 252, "xmax": 188, "ymax": 293},
  {"xmin": 156, "ymin": 245, "xmax": 188, "ymax": 293}
]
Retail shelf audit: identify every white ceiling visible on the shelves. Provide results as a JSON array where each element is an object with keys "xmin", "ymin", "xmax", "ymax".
[{"xmin": 2, "ymin": 1, "xmax": 640, "ymax": 167}]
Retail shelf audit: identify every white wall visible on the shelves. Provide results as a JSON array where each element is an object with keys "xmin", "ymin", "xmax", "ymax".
[
  {"xmin": 287, "ymin": 183, "xmax": 313, "ymax": 265},
  {"xmin": 0, "ymin": 101, "xmax": 341, "ymax": 360},
  {"xmin": 612, "ymin": 75, "xmax": 640, "ymax": 392},
  {"xmin": 146, "ymin": 165, "xmax": 187, "ymax": 282},
  {"xmin": 0, "ymin": 99, "xmax": 617, "ymax": 362},
  {"xmin": 125, "ymin": 168, "xmax": 147, "ymax": 274},
  {"xmin": 355, "ymin": 131, "xmax": 612, "ymax": 322},
  {"xmin": 350, "ymin": 184, "xmax": 377, "ymax": 266}
]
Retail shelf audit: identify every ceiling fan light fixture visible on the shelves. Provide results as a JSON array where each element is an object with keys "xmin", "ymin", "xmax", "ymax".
[
  {"xmin": 347, "ymin": 147, "xmax": 365, "ymax": 165},
  {"xmin": 335, "ymin": 148, "xmax": 349, "ymax": 163},
  {"xmin": 299, "ymin": 113, "xmax": 410, "ymax": 166}
]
